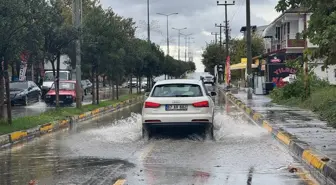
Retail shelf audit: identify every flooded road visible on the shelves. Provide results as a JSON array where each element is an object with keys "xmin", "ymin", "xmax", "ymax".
[{"xmin": 0, "ymin": 95, "xmax": 313, "ymax": 185}]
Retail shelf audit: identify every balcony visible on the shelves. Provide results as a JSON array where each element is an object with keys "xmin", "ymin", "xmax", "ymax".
[{"xmin": 266, "ymin": 33, "xmax": 305, "ymax": 53}]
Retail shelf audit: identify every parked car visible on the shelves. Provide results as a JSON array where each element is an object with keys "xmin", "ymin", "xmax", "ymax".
[
  {"xmin": 6, "ymin": 81, "xmax": 41, "ymax": 106},
  {"xmin": 81, "ymin": 79, "xmax": 92, "ymax": 95},
  {"xmin": 142, "ymin": 79, "xmax": 216, "ymax": 139},
  {"xmin": 141, "ymin": 81, "xmax": 148, "ymax": 89},
  {"xmin": 45, "ymin": 80, "xmax": 83, "ymax": 105},
  {"xmin": 200, "ymin": 75, "xmax": 215, "ymax": 85}
]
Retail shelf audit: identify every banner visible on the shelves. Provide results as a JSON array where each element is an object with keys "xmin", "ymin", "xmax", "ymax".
[
  {"xmin": 225, "ymin": 56, "xmax": 231, "ymax": 86},
  {"xmin": 19, "ymin": 51, "xmax": 29, "ymax": 81}
]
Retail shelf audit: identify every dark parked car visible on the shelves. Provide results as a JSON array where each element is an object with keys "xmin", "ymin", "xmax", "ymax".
[{"xmin": 7, "ymin": 81, "xmax": 41, "ymax": 106}]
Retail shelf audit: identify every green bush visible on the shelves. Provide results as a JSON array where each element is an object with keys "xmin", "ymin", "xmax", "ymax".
[
  {"xmin": 270, "ymin": 78, "xmax": 305, "ymax": 102},
  {"xmin": 270, "ymin": 74, "xmax": 336, "ymax": 127},
  {"xmin": 307, "ymin": 86, "xmax": 336, "ymax": 126}
]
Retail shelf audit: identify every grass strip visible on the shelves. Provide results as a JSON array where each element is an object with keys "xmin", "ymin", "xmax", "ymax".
[{"xmin": 0, "ymin": 94, "xmax": 141, "ymax": 135}]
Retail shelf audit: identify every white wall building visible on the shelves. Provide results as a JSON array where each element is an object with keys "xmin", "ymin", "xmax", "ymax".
[{"xmin": 262, "ymin": 8, "xmax": 336, "ymax": 85}]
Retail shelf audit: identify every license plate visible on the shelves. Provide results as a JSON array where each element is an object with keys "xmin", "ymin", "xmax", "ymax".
[
  {"xmin": 165, "ymin": 104, "xmax": 188, "ymax": 111},
  {"xmin": 54, "ymin": 100, "xmax": 64, "ymax": 103}
]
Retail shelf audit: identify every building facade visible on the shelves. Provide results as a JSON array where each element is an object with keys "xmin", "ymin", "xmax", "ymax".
[{"xmin": 262, "ymin": 8, "xmax": 336, "ymax": 85}]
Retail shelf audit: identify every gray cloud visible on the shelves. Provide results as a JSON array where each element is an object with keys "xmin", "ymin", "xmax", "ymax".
[{"xmin": 100, "ymin": 0, "xmax": 279, "ymax": 71}]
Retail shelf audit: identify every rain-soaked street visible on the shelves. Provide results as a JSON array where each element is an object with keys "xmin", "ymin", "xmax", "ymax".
[{"xmin": 0, "ymin": 94, "xmax": 313, "ymax": 185}]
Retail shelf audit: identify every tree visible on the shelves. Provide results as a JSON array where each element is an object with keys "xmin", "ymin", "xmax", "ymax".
[
  {"xmin": 43, "ymin": 0, "xmax": 77, "ymax": 107},
  {"xmin": 275, "ymin": 0, "xmax": 336, "ymax": 66},
  {"xmin": 202, "ymin": 36, "xmax": 264, "ymax": 81},
  {"xmin": 201, "ymin": 43, "xmax": 225, "ymax": 75},
  {"xmin": 230, "ymin": 36, "xmax": 264, "ymax": 64},
  {"xmin": 0, "ymin": 0, "xmax": 50, "ymax": 123}
]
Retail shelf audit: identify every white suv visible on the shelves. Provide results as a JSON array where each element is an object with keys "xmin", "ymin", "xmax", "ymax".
[{"xmin": 142, "ymin": 79, "xmax": 216, "ymax": 139}]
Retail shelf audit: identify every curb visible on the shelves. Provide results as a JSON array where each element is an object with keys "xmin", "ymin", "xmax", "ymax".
[
  {"xmin": 0, "ymin": 96, "xmax": 144, "ymax": 149},
  {"xmin": 222, "ymin": 90, "xmax": 336, "ymax": 184}
]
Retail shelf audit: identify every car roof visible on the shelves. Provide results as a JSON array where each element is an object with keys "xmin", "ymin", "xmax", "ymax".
[
  {"xmin": 10, "ymin": 81, "xmax": 29, "ymax": 83},
  {"xmin": 60, "ymin": 80, "xmax": 76, "ymax": 83},
  {"xmin": 154, "ymin": 79, "xmax": 202, "ymax": 86}
]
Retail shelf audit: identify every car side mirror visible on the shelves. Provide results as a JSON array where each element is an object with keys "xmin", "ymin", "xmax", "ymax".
[
  {"xmin": 210, "ymin": 91, "xmax": 217, "ymax": 96},
  {"xmin": 145, "ymin": 92, "xmax": 150, "ymax": 97}
]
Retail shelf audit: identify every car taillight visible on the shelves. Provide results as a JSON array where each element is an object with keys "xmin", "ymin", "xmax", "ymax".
[
  {"xmin": 192, "ymin": 101, "xmax": 209, "ymax": 107},
  {"xmin": 144, "ymin": 101, "xmax": 161, "ymax": 108}
]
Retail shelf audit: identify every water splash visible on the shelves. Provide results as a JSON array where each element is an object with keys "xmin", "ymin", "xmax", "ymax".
[
  {"xmin": 213, "ymin": 111, "xmax": 268, "ymax": 140},
  {"xmin": 84, "ymin": 113, "xmax": 143, "ymax": 143}
]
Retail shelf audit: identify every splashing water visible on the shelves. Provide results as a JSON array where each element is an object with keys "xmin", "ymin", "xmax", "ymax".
[
  {"xmin": 62, "ymin": 113, "xmax": 144, "ymax": 158},
  {"xmin": 213, "ymin": 111, "xmax": 268, "ymax": 140},
  {"xmin": 84, "ymin": 113, "xmax": 143, "ymax": 143}
]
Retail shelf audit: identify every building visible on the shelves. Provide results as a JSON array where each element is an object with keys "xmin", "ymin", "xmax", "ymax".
[
  {"xmin": 240, "ymin": 26, "xmax": 257, "ymax": 39},
  {"xmin": 262, "ymin": 7, "xmax": 336, "ymax": 85}
]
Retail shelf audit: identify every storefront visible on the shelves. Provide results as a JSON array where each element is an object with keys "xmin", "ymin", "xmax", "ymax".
[
  {"xmin": 265, "ymin": 52, "xmax": 302, "ymax": 87},
  {"xmin": 250, "ymin": 51, "xmax": 302, "ymax": 94}
]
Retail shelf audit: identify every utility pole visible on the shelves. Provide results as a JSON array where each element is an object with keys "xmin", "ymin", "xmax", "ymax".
[
  {"xmin": 73, "ymin": 0, "xmax": 82, "ymax": 108},
  {"xmin": 187, "ymin": 37, "xmax": 194, "ymax": 61},
  {"xmin": 217, "ymin": 1, "xmax": 235, "ymax": 61},
  {"xmin": 157, "ymin": 13, "xmax": 178, "ymax": 56},
  {"xmin": 215, "ymin": 23, "xmax": 224, "ymax": 48},
  {"xmin": 181, "ymin": 33, "xmax": 192, "ymax": 62},
  {"xmin": 211, "ymin": 32, "xmax": 219, "ymax": 44},
  {"xmin": 147, "ymin": 0, "xmax": 150, "ymax": 43},
  {"xmin": 303, "ymin": 13, "xmax": 309, "ymax": 98},
  {"xmin": 245, "ymin": 0, "xmax": 252, "ymax": 99},
  {"xmin": 172, "ymin": 27, "xmax": 187, "ymax": 60},
  {"xmin": 215, "ymin": 23, "xmax": 225, "ymax": 83}
]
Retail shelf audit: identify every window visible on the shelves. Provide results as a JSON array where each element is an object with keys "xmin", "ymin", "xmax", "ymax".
[
  {"xmin": 51, "ymin": 82, "xmax": 75, "ymax": 90},
  {"xmin": 10, "ymin": 82, "xmax": 28, "ymax": 90},
  {"xmin": 287, "ymin": 22, "xmax": 290, "ymax": 34},
  {"xmin": 44, "ymin": 71, "xmax": 69, "ymax": 81},
  {"xmin": 275, "ymin": 27, "xmax": 281, "ymax": 40},
  {"xmin": 152, "ymin": 84, "xmax": 203, "ymax": 97}
]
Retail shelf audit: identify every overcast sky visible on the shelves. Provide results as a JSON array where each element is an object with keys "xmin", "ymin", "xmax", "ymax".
[{"xmin": 100, "ymin": 0, "xmax": 280, "ymax": 72}]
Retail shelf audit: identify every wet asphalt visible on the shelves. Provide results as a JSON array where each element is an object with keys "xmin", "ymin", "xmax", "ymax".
[{"xmin": 0, "ymin": 93, "xmax": 312, "ymax": 185}]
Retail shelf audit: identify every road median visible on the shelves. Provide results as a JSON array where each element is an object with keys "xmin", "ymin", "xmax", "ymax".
[
  {"xmin": 220, "ymin": 89, "xmax": 336, "ymax": 185},
  {"xmin": 0, "ymin": 94, "xmax": 144, "ymax": 148}
]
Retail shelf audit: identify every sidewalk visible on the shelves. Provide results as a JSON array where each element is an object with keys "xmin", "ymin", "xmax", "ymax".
[{"xmin": 224, "ymin": 90, "xmax": 336, "ymax": 184}]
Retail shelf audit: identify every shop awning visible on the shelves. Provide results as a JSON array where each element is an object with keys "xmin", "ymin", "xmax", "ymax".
[{"xmin": 230, "ymin": 63, "xmax": 258, "ymax": 70}]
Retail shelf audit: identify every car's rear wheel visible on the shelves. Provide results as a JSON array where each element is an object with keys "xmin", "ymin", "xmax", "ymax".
[
  {"xmin": 23, "ymin": 96, "xmax": 29, "ymax": 106},
  {"xmin": 142, "ymin": 125, "xmax": 151, "ymax": 140},
  {"xmin": 205, "ymin": 124, "xmax": 214, "ymax": 141}
]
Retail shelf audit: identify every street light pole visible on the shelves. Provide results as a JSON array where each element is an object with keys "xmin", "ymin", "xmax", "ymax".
[
  {"xmin": 156, "ymin": 13, "xmax": 178, "ymax": 56},
  {"xmin": 73, "ymin": 0, "xmax": 82, "ymax": 108},
  {"xmin": 246, "ymin": 0, "xmax": 252, "ymax": 99},
  {"xmin": 172, "ymin": 27, "xmax": 187, "ymax": 60}
]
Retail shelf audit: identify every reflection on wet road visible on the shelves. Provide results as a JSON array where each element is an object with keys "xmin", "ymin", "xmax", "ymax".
[{"xmin": 0, "ymin": 95, "xmax": 312, "ymax": 185}]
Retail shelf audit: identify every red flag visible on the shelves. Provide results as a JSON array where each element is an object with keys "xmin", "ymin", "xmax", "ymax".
[
  {"xmin": 19, "ymin": 51, "xmax": 30, "ymax": 81},
  {"xmin": 225, "ymin": 56, "xmax": 231, "ymax": 85}
]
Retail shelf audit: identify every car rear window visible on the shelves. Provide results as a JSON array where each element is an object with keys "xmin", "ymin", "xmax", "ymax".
[{"xmin": 151, "ymin": 83, "xmax": 203, "ymax": 97}]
